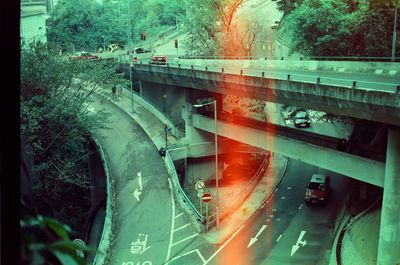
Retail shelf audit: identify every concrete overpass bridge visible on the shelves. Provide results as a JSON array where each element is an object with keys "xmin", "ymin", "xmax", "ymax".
[{"xmin": 126, "ymin": 58, "xmax": 400, "ymax": 265}]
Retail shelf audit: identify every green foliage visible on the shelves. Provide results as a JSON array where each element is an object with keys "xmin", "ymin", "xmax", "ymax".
[
  {"xmin": 285, "ymin": 0, "xmax": 400, "ymax": 56},
  {"xmin": 46, "ymin": 0, "xmax": 126, "ymax": 52},
  {"xmin": 46, "ymin": 0, "xmax": 185, "ymax": 52},
  {"xmin": 276, "ymin": 0, "xmax": 304, "ymax": 14},
  {"xmin": 20, "ymin": 40, "xmax": 121, "ymax": 239},
  {"xmin": 21, "ymin": 215, "xmax": 93, "ymax": 265}
]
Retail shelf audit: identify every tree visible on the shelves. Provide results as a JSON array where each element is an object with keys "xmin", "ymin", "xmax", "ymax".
[
  {"xmin": 284, "ymin": 0, "xmax": 399, "ymax": 57},
  {"xmin": 20, "ymin": 40, "xmax": 123, "ymax": 237}
]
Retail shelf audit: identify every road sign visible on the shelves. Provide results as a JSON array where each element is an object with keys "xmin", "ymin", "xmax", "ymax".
[
  {"xmin": 202, "ymin": 193, "xmax": 212, "ymax": 203},
  {"xmin": 195, "ymin": 180, "xmax": 205, "ymax": 191},
  {"xmin": 73, "ymin": 239, "xmax": 85, "ymax": 257}
]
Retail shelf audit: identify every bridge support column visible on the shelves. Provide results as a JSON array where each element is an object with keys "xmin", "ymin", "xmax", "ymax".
[{"xmin": 377, "ymin": 126, "xmax": 400, "ymax": 265}]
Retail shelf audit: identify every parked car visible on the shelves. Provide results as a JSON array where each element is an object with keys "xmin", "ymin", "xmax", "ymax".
[
  {"xmin": 271, "ymin": 19, "xmax": 280, "ymax": 29},
  {"xmin": 150, "ymin": 55, "xmax": 167, "ymax": 65},
  {"xmin": 135, "ymin": 47, "xmax": 151, "ymax": 54},
  {"xmin": 305, "ymin": 174, "xmax": 330, "ymax": 204},
  {"xmin": 293, "ymin": 110, "xmax": 311, "ymax": 128},
  {"xmin": 68, "ymin": 52, "xmax": 99, "ymax": 61}
]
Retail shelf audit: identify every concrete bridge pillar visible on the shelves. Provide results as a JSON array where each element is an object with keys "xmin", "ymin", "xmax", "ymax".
[{"xmin": 377, "ymin": 126, "xmax": 400, "ymax": 265}]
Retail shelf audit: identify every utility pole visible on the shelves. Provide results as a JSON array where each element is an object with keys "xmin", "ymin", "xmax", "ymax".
[{"xmin": 392, "ymin": 3, "xmax": 398, "ymax": 61}]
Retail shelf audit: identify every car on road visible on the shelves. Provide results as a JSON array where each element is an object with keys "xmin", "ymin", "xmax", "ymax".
[
  {"xmin": 150, "ymin": 55, "xmax": 167, "ymax": 65},
  {"xmin": 293, "ymin": 110, "xmax": 311, "ymax": 128},
  {"xmin": 305, "ymin": 174, "xmax": 330, "ymax": 204},
  {"xmin": 135, "ymin": 47, "xmax": 151, "ymax": 54},
  {"xmin": 68, "ymin": 52, "xmax": 99, "ymax": 61}
]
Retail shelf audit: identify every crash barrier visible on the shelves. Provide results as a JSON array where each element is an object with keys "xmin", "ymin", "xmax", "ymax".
[
  {"xmin": 165, "ymin": 149, "xmax": 205, "ymax": 223},
  {"xmin": 206, "ymin": 152, "xmax": 270, "ymax": 229},
  {"xmin": 93, "ymin": 140, "xmax": 115, "ymax": 265},
  {"xmin": 174, "ymin": 58, "xmax": 400, "ymax": 79},
  {"xmin": 132, "ymin": 62, "xmax": 400, "ymax": 93},
  {"xmin": 178, "ymin": 55, "xmax": 400, "ymax": 62}
]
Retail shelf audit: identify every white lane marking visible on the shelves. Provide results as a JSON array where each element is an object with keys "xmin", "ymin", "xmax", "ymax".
[
  {"xmin": 266, "ymin": 218, "xmax": 270, "ymax": 222},
  {"xmin": 287, "ymin": 187, "xmax": 292, "ymax": 190},
  {"xmin": 276, "ymin": 234, "xmax": 283, "ymax": 242},
  {"xmin": 247, "ymin": 225, "xmax": 268, "ymax": 248},
  {"xmin": 298, "ymin": 204, "xmax": 303, "ymax": 210},
  {"xmin": 291, "ymin": 230, "xmax": 307, "ymax": 256},
  {"xmin": 204, "ymin": 224, "xmax": 245, "ymax": 264},
  {"xmin": 269, "ymin": 214, "xmax": 274, "ymax": 218},
  {"xmin": 281, "ymin": 196, "xmax": 286, "ymax": 200},
  {"xmin": 173, "ymin": 223, "xmax": 191, "ymax": 232},
  {"xmin": 137, "ymin": 172, "xmax": 142, "ymax": 190},
  {"xmin": 133, "ymin": 189, "xmax": 142, "ymax": 202},
  {"xmin": 175, "ymin": 212, "xmax": 184, "ymax": 219},
  {"xmin": 169, "ymin": 249, "xmax": 206, "ymax": 263},
  {"xmin": 272, "ymin": 208, "xmax": 277, "ymax": 212},
  {"xmin": 276, "ymin": 218, "xmax": 281, "ymax": 221},
  {"xmin": 170, "ymin": 233, "xmax": 199, "ymax": 247},
  {"xmin": 165, "ymin": 178, "xmax": 175, "ymax": 264}
]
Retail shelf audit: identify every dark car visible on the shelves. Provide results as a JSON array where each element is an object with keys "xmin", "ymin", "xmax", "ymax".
[
  {"xmin": 305, "ymin": 174, "xmax": 330, "ymax": 204},
  {"xmin": 293, "ymin": 110, "xmax": 311, "ymax": 128},
  {"xmin": 135, "ymin": 47, "xmax": 151, "ymax": 54}
]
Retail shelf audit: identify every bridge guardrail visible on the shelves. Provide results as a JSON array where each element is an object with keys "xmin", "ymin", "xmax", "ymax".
[
  {"xmin": 178, "ymin": 55, "xmax": 400, "ymax": 62},
  {"xmin": 133, "ymin": 62, "xmax": 400, "ymax": 93}
]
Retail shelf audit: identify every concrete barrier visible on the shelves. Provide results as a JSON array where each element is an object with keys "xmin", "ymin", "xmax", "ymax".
[
  {"xmin": 176, "ymin": 59, "xmax": 400, "ymax": 77},
  {"xmin": 92, "ymin": 141, "xmax": 114, "ymax": 265}
]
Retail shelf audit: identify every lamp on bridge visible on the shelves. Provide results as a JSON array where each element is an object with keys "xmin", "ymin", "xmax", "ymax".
[{"xmin": 193, "ymin": 100, "xmax": 220, "ymax": 229}]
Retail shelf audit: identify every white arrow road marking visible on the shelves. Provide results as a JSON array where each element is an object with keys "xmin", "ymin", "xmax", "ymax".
[
  {"xmin": 139, "ymin": 234, "xmax": 151, "ymax": 254},
  {"xmin": 137, "ymin": 172, "xmax": 142, "ymax": 190},
  {"xmin": 133, "ymin": 188, "xmax": 142, "ymax": 202},
  {"xmin": 247, "ymin": 225, "xmax": 267, "ymax": 248},
  {"xmin": 291, "ymin": 230, "xmax": 307, "ymax": 256}
]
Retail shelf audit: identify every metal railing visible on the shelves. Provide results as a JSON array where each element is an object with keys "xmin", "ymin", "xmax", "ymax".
[
  {"xmin": 178, "ymin": 55, "xmax": 400, "ymax": 62},
  {"xmin": 132, "ymin": 62, "xmax": 400, "ymax": 93},
  {"xmin": 206, "ymin": 152, "xmax": 270, "ymax": 228},
  {"xmin": 165, "ymin": 149, "xmax": 205, "ymax": 223}
]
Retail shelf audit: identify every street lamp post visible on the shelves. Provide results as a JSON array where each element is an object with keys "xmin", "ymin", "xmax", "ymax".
[
  {"xmin": 193, "ymin": 100, "xmax": 220, "ymax": 229},
  {"xmin": 129, "ymin": 57, "xmax": 135, "ymax": 113}
]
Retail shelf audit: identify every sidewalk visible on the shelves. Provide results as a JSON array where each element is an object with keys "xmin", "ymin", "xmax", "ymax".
[{"xmin": 99, "ymin": 88, "xmax": 288, "ymax": 244}]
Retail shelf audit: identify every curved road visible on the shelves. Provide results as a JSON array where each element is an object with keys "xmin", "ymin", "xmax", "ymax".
[
  {"xmin": 89, "ymin": 93, "xmax": 350, "ymax": 265},
  {"xmin": 91, "ymin": 94, "xmax": 210, "ymax": 265}
]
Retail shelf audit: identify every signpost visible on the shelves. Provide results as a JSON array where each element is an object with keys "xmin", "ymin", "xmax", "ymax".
[
  {"xmin": 202, "ymin": 193, "xmax": 212, "ymax": 232},
  {"xmin": 73, "ymin": 239, "xmax": 85, "ymax": 257}
]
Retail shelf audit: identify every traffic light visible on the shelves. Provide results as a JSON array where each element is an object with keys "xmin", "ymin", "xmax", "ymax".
[{"xmin": 174, "ymin": 39, "xmax": 178, "ymax": 48}]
